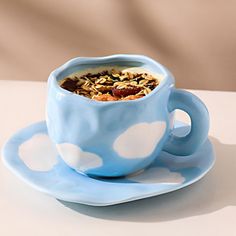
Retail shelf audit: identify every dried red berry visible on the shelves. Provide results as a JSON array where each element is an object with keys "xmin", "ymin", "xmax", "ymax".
[{"xmin": 112, "ymin": 87, "xmax": 141, "ymax": 97}]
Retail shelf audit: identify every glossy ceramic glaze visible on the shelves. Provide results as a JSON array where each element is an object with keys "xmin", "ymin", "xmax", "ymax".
[
  {"xmin": 46, "ymin": 54, "xmax": 209, "ymax": 177},
  {"xmin": 2, "ymin": 121, "xmax": 215, "ymax": 206}
]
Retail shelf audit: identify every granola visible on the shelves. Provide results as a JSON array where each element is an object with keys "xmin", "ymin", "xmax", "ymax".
[{"xmin": 59, "ymin": 69, "xmax": 160, "ymax": 101}]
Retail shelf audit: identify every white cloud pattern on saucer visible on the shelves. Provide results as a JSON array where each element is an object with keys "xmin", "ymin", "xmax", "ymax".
[
  {"xmin": 19, "ymin": 134, "xmax": 58, "ymax": 171},
  {"xmin": 56, "ymin": 143, "xmax": 103, "ymax": 172},
  {"xmin": 127, "ymin": 167, "xmax": 185, "ymax": 184},
  {"xmin": 113, "ymin": 121, "xmax": 166, "ymax": 158}
]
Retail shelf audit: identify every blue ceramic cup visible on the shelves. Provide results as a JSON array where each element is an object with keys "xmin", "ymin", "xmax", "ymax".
[{"xmin": 46, "ymin": 54, "xmax": 209, "ymax": 177}]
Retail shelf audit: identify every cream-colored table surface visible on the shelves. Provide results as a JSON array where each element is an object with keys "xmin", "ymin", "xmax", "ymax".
[{"xmin": 0, "ymin": 80, "xmax": 235, "ymax": 236}]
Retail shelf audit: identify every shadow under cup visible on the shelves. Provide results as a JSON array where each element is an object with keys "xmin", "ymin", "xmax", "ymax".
[{"xmin": 46, "ymin": 55, "xmax": 178, "ymax": 177}]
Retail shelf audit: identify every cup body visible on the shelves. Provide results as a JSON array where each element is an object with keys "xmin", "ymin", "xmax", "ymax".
[{"xmin": 46, "ymin": 55, "xmax": 175, "ymax": 177}]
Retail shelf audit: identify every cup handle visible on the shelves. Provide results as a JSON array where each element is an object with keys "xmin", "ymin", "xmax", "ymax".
[{"xmin": 163, "ymin": 88, "xmax": 209, "ymax": 156}]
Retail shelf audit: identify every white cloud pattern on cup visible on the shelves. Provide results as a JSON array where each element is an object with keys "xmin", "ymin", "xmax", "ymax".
[
  {"xmin": 56, "ymin": 143, "xmax": 103, "ymax": 172},
  {"xmin": 113, "ymin": 121, "xmax": 166, "ymax": 158},
  {"xmin": 19, "ymin": 134, "xmax": 58, "ymax": 171}
]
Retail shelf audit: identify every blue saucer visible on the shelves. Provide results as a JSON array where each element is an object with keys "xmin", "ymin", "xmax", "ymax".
[{"xmin": 2, "ymin": 121, "xmax": 215, "ymax": 206}]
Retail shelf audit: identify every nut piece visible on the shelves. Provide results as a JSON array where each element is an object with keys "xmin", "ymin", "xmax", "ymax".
[
  {"xmin": 93, "ymin": 94, "xmax": 118, "ymax": 101},
  {"xmin": 122, "ymin": 95, "xmax": 144, "ymax": 100}
]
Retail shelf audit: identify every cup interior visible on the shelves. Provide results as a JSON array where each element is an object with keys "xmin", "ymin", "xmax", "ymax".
[{"xmin": 52, "ymin": 55, "xmax": 170, "ymax": 83}]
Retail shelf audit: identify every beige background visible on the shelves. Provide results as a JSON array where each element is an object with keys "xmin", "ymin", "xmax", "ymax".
[{"xmin": 0, "ymin": 0, "xmax": 235, "ymax": 91}]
